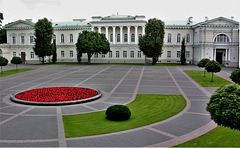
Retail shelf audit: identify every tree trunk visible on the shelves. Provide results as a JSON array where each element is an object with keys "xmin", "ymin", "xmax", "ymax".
[
  {"xmin": 1, "ymin": 66, "xmax": 2, "ymax": 74},
  {"xmin": 87, "ymin": 53, "xmax": 91, "ymax": 64},
  {"xmin": 152, "ymin": 57, "xmax": 158, "ymax": 65},
  {"xmin": 42, "ymin": 57, "xmax": 44, "ymax": 64},
  {"xmin": 211, "ymin": 72, "xmax": 214, "ymax": 82}
]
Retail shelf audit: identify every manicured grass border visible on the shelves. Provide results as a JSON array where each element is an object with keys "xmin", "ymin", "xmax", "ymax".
[
  {"xmin": 175, "ymin": 126, "xmax": 240, "ymax": 147},
  {"xmin": 184, "ymin": 70, "xmax": 232, "ymax": 87},
  {"xmin": 49, "ymin": 62, "xmax": 188, "ymax": 66},
  {"xmin": 63, "ymin": 94, "xmax": 186, "ymax": 138},
  {"xmin": 0, "ymin": 68, "xmax": 35, "ymax": 77}
]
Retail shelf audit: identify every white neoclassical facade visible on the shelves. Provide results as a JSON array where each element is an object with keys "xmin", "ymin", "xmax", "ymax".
[{"xmin": 0, "ymin": 14, "xmax": 239, "ymax": 67}]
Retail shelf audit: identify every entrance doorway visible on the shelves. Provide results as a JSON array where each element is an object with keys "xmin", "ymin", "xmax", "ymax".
[
  {"xmin": 216, "ymin": 52, "xmax": 223, "ymax": 64},
  {"xmin": 21, "ymin": 52, "xmax": 26, "ymax": 63}
]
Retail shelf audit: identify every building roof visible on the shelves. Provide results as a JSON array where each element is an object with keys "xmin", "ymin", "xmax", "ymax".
[{"xmin": 53, "ymin": 20, "xmax": 91, "ymax": 28}]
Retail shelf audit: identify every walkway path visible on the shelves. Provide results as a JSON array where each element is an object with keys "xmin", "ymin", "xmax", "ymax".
[{"xmin": 0, "ymin": 64, "xmax": 232, "ymax": 147}]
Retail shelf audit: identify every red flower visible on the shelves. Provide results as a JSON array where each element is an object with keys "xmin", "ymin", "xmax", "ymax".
[{"xmin": 15, "ymin": 87, "xmax": 98, "ymax": 102}]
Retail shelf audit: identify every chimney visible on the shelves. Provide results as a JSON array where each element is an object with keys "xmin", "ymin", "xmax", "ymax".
[{"xmin": 231, "ymin": 16, "xmax": 234, "ymax": 20}]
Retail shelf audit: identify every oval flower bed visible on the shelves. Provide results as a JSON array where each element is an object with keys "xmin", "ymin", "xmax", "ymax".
[{"xmin": 10, "ymin": 87, "xmax": 101, "ymax": 105}]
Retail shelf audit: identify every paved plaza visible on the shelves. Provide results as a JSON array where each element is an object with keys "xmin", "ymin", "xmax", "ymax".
[{"xmin": 0, "ymin": 64, "xmax": 232, "ymax": 147}]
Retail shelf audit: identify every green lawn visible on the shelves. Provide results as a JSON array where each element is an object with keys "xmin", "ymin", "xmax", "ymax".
[
  {"xmin": 184, "ymin": 70, "xmax": 232, "ymax": 87},
  {"xmin": 49, "ymin": 62, "xmax": 188, "ymax": 66},
  {"xmin": 63, "ymin": 94, "xmax": 186, "ymax": 138},
  {"xmin": 0, "ymin": 68, "xmax": 35, "ymax": 77},
  {"xmin": 176, "ymin": 126, "xmax": 240, "ymax": 147}
]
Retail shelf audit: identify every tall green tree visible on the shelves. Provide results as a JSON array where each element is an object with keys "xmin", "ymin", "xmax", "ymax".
[
  {"xmin": 33, "ymin": 18, "xmax": 53, "ymax": 64},
  {"xmin": 52, "ymin": 39, "xmax": 57, "ymax": 64},
  {"xmin": 0, "ymin": 56, "xmax": 8, "ymax": 74},
  {"xmin": 138, "ymin": 18, "xmax": 165, "ymax": 65},
  {"xmin": 197, "ymin": 58, "xmax": 210, "ymax": 77},
  {"xmin": 205, "ymin": 60, "xmax": 221, "ymax": 82},
  {"xmin": 11, "ymin": 57, "xmax": 22, "ymax": 70},
  {"xmin": 0, "ymin": 29, "xmax": 7, "ymax": 43},
  {"xmin": 76, "ymin": 31, "xmax": 110, "ymax": 64},
  {"xmin": 180, "ymin": 37, "xmax": 186, "ymax": 65},
  {"xmin": 0, "ymin": 12, "xmax": 3, "ymax": 29}
]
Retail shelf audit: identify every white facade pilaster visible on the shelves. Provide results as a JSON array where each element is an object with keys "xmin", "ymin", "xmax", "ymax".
[
  {"xmin": 127, "ymin": 26, "xmax": 130, "ymax": 44},
  {"xmin": 135, "ymin": 26, "xmax": 138, "ymax": 44},
  {"xmin": 98, "ymin": 27, "xmax": 101, "ymax": 33},
  {"xmin": 142, "ymin": 26, "xmax": 145, "ymax": 35},
  {"xmin": 225, "ymin": 48, "xmax": 228, "ymax": 62},
  {"xmin": 113, "ymin": 26, "xmax": 116, "ymax": 44},
  {"xmin": 212, "ymin": 49, "xmax": 214, "ymax": 60},
  {"xmin": 214, "ymin": 48, "xmax": 217, "ymax": 60},
  {"xmin": 91, "ymin": 27, "xmax": 94, "ymax": 31},
  {"xmin": 120, "ymin": 26, "xmax": 123, "ymax": 44},
  {"xmin": 105, "ymin": 26, "xmax": 109, "ymax": 40},
  {"xmin": 229, "ymin": 49, "xmax": 231, "ymax": 61}
]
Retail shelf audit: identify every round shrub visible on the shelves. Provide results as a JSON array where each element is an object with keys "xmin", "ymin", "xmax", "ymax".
[
  {"xmin": 206, "ymin": 84, "xmax": 240, "ymax": 130},
  {"xmin": 106, "ymin": 105, "xmax": 131, "ymax": 121},
  {"xmin": 230, "ymin": 68, "xmax": 240, "ymax": 84}
]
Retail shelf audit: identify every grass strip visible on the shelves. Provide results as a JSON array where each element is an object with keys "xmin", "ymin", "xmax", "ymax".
[
  {"xmin": 175, "ymin": 126, "xmax": 240, "ymax": 147},
  {"xmin": 63, "ymin": 94, "xmax": 186, "ymax": 138},
  {"xmin": 0, "ymin": 68, "xmax": 35, "ymax": 77},
  {"xmin": 184, "ymin": 70, "xmax": 232, "ymax": 87}
]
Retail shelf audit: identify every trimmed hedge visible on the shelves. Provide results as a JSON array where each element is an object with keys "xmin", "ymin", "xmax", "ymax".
[
  {"xmin": 230, "ymin": 68, "xmax": 240, "ymax": 84},
  {"xmin": 106, "ymin": 105, "xmax": 131, "ymax": 121},
  {"xmin": 206, "ymin": 84, "xmax": 240, "ymax": 130}
]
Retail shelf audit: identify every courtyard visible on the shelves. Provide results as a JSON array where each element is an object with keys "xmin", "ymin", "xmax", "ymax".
[{"xmin": 0, "ymin": 64, "xmax": 232, "ymax": 147}]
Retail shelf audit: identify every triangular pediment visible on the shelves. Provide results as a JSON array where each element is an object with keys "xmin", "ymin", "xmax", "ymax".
[
  {"xmin": 202, "ymin": 17, "xmax": 239, "ymax": 26},
  {"xmin": 4, "ymin": 20, "xmax": 35, "ymax": 29}
]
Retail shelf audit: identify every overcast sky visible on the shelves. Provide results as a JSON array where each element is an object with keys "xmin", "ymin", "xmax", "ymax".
[{"xmin": 1, "ymin": 0, "xmax": 240, "ymax": 25}]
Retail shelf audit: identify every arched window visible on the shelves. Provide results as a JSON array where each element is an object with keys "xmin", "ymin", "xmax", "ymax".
[
  {"xmin": 167, "ymin": 33, "xmax": 172, "ymax": 42},
  {"xmin": 131, "ymin": 34, "xmax": 135, "ymax": 42},
  {"xmin": 177, "ymin": 34, "xmax": 181, "ymax": 43},
  {"xmin": 117, "ymin": 34, "xmax": 120, "ymax": 42},
  {"xmin": 53, "ymin": 34, "xmax": 56, "ymax": 41},
  {"xmin": 12, "ymin": 36, "xmax": 16, "ymax": 44},
  {"xmin": 70, "ymin": 34, "xmax": 73, "ymax": 42},
  {"xmin": 214, "ymin": 34, "xmax": 230, "ymax": 42},
  {"xmin": 124, "ymin": 34, "xmax": 128, "ymax": 42},
  {"xmin": 186, "ymin": 34, "xmax": 190, "ymax": 43},
  {"xmin": 110, "ymin": 34, "xmax": 113, "ymax": 42},
  {"xmin": 61, "ymin": 34, "xmax": 64, "ymax": 43}
]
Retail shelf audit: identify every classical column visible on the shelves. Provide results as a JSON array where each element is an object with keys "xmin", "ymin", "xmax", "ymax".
[
  {"xmin": 142, "ymin": 26, "xmax": 145, "ymax": 35},
  {"xmin": 135, "ymin": 26, "xmax": 138, "ymax": 44},
  {"xmin": 98, "ymin": 27, "xmax": 101, "ymax": 33},
  {"xmin": 113, "ymin": 26, "xmax": 116, "ymax": 44},
  {"xmin": 229, "ymin": 49, "xmax": 231, "ymax": 62},
  {"xmin": 225, "ymin": 49, "xmax": 228, "ymax": 62},
  {"xmin": 212, "ymin": 49, "xmax": 214, "ymax": 60},
  {"xmin": 127, "ymin": 26, "xmax": 130, "ymax": 44},
  {"xmin": 214, "ymin": 48, "xmax": 217, "ymax": 60},
  {"xmin": 120, "ymin": 26, "xmax": 123, "ymax": 44},
  {"xmin": 105, "ymin": 26, "xmax": 109, "ymax": 40}
]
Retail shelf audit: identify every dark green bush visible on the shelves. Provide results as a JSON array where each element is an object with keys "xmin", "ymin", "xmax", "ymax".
[
  {"xmin": 230, "ymin": 68, "xmax": 240, "ymax": 84},
  {"xmin": 206, "ymin": 84, "xmax": 240, "ymax": 130},
  {"xmin": 106, "ymin": 105, "xmax": 131, "ymax": 121}
]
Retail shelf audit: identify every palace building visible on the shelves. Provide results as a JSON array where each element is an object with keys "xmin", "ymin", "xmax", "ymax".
[{"xmin": 0, "ymin": 14, "xmax": 239, "ymax": 67}]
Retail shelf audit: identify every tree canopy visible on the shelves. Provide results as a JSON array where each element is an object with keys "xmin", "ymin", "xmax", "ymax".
[
  {"xmin": 0, "ymin": 29, "xmax": 7, "ymax": 43},
  {"xmin": 180, "ymin": 38, "xmax": 186, "ymax": 65},
  {"xmin": 205, "ymin": 60, "xmax": 221, "ymax": 82},
  {"xmin": 229, "ymin": 67, "xmax": 240, "ymax": 84},
  {"xmin": 197, "ymin": 58, "xmax": 210, "ymax": 77},
  {"xmin": 0, "ymin": 12, "xmax": 3, "ymax": 29},
  {"xmin": 138, "ymin": 18, "xmax": 165, "ymax": 65},
  {"xmin": 0, "ymin": 56, "xmax": 8, "ymax": 74},
  {"xmin": 11, "ymin": 57, "xmax": 22, "ymax": 70},
  {"xmin": 76, "ymin": 31, "xmax": 110, "ymax": 64},
  {"xmin": 33, "ymin": 18, "xmax": 53, "ymax": 64}
]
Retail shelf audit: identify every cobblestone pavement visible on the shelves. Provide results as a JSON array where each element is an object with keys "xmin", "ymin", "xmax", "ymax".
[{"xmin": 0, "ymin": 64, "xmax": 233, "ymax": 147}]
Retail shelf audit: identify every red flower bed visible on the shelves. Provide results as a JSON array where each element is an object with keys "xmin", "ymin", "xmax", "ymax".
[{"xmin": 15, "ymin": 87, "xmax": 99, "ymax": 102}]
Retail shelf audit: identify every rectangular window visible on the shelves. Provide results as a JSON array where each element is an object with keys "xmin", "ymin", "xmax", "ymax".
[
  {"xmin": 30, "ymin": 52, "xmax": 34, "ymax": 58},
  {"xmin": 109, "ymin": 51, "xmax": 112, "ymax": 58},
  {"xmin": 123, "ymin": 51, "xmax": 127, "ymax": 58},
  {"xmin": 12, "ymin": 36, "xmax": 16, "ymax": 44},
  {"xmin": 177, "ymin": 51, "xmax": 181, "ymax": 58},
  {"xmin": 61, "ymin": 51, "xmax": 64, "ymax": 57},
  {"xmin": 167, "ymin": 51, "xmax": 171, "ymax": 58},
  {"xmin": 130, "ymin": 51, "xmax": 134, "ymax": 58},
  {"xmin": 186, "ymin": 51, "xmax": 190, "ymax": 58},
  {"xmin": 138, "ymin": 51, "xmax": 142, "ymax": 58},
  {"xmin": 94, "ymin": 53, "xmax": 98, "ymax": 58},
  {"xmin": 70, "ymin": 51, "xmax": 73, "ymax": 57},
  {"xmin": 116, "ymin": 51, "xmax": 119, "ymax": 58},
  {"xmin": 21, "ymin": 36, "xmax": 25, "ymax": 44},
  {"xmin": 30, "ymin": 36, "xmax": 34, "ymax": 44},
  {"xmin": 13, "ymin": 52, "xmax": 16, "ymax": 57}
]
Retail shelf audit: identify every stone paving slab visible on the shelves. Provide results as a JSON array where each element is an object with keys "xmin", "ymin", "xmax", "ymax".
[
  {"xmin": 24, "ymin": 108, "xmax": 57, "ymax": 115},
  {"xmin": 138, "ymin": 86, "xmax": 181, "ymax": 94},
  {"xmin": 152, "ymin": 113, "xmax": 211, "ymax": 137},
  {"xmin": 0, "ymin": 141, "xmax": 59, "ymax": 147},
  {"xmin": 188, "ymin": 100, "xmax": 209, "ymax": 114},
  {"xmin": 103, "ymin": 97, "xmax": 131, "ymax": 104},
  {"xmin": 0, "ymin": 106, "xmax": 30, "ymax": 114},
  {"xmin": 87, "ymin": 102, "xmax": 112, "ymax": 110},
  {"xmin": 0, "ymin": 116, "xmax": 58, "ymax": 140},
  {"xmin": 0, "ymin": 114, "xmax": 13, "ymax": 122},
  {"xmin": 140, "ymin": 80, "xmax": 175, "ymax": 86},
  {"xmin": 61, "ymin": 105, "xmax": 94, "ymax": 115}
]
